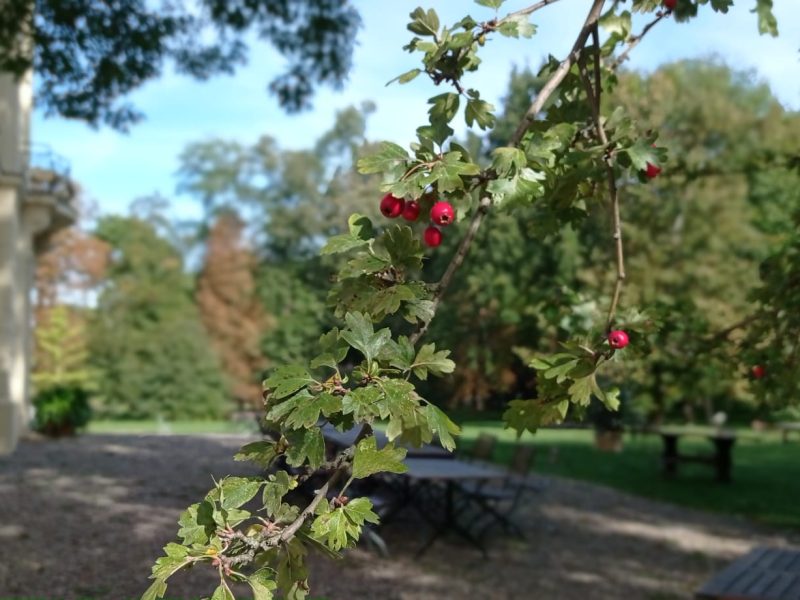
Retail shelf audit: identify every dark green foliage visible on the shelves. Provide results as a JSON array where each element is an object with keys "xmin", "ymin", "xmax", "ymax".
[
  {"xmin": 32, "ymin": 384, "xmax": 92, "ymax": 436},
  {"xmin": 89, "ymin": 214, "xmax": 228, "ymax": 420},
  {"xmin": 0, "ymin": 0, "xmax": 360, "ymax": 128}
]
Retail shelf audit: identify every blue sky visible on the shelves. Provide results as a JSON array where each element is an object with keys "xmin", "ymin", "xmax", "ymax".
[{"xmin": 31, "ymin": 1, "xmax": 800, "ymax": 221}]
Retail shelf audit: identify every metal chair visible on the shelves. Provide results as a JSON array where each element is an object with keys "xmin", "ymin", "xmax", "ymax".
[
  {"xmin": 465, "ymin": 433, "xmax": 497, "ymax": 463},
  {"xmin": 462, "ymin": 443, "xmax": 537, "ymax": 540}
]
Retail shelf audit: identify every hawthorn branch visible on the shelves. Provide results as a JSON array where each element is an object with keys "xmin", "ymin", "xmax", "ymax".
[
  {"xmin": 608, "ymin": 11, "xmax": 668, "ymax": 71},
  {"xmin": 509, "ymin": 0, "xmax": 607, "ymax": 146},
  {"xmin": 277, "ymin": 423, "xmax": 371, "ymax": 544},
  {"xmin": 577, "ymin": 26, "xmax": 625, "ymax": 330}
]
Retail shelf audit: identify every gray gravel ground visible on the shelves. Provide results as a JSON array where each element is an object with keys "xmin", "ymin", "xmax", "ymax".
[{"xmin": 0, "ymin": 433, "xmax": 796, "ymax": 600}]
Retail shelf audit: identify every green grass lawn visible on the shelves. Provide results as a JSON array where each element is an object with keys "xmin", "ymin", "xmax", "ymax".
[
  {"xmin": 87, "ymin": 419, "xmax": 259, "ymax": 435},
  {"xmin": 456, "ymin": 422, "xmax": 800, "ymax": 529}
]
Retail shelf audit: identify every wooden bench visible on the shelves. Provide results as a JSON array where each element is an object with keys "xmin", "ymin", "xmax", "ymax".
[
  {"xmin": 696, "ymin": 546, "xmax": 800, "ymax": 599},
  {"xmin": 660, "ymin": 429, "xmax": 736, "ymax": 483}
]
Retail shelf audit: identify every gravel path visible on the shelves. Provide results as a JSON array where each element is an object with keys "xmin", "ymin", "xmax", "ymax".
[{"xmin": 0, "ymin": 433, "xmax": 796, "ymax": 600}]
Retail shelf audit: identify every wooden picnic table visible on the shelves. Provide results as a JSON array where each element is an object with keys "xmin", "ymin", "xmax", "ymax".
[
  {"xmin": 696, "ymin": 546, "xmax": 800, "ymax": 599},
  {"xmin": 320, "ymin": 423, "xmax": 452, "ymax": 459},
  {"xmin": 660, "ymin": 428, "xmax": 737, "ymax": 482},
  {"xmin": 395, "ymin": 457, "xmax": 508, "ymax": 556}
]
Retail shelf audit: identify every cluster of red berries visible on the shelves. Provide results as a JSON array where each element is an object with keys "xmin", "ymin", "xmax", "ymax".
[{"xmin": 379, "ymin": 193, "xmax": 455, "ymax": 248}]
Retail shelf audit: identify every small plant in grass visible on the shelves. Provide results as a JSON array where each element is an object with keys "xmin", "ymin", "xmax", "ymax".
[{"xmin": 142, "ymin": 2, "xmax": 787, "ymax": 598}]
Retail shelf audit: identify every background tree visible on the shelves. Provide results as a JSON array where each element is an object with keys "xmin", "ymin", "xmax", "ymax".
[
  {"xmin": 90, "ymin": 213, "xmax": 227, "ymax": 420},
  {"xmin": 33, "ymin": 199, "xmax": 109, "ymax": 391},
  {"xmin": 196, "ymin": 210, "xmax": 268, "ymax": 410},
  {"xmin": 0, "ymin": 0, "xmax": 361, "ymax": 128}
]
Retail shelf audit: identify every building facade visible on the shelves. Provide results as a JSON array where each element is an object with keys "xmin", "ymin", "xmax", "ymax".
[{"xmin": 0, "ymin": 70, "xmax": 76, "ymax": 454}]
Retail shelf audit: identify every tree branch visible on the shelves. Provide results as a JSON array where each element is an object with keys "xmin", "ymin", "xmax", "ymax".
[
  {"xmin": 503, "ymin": 0, "xmax": 563, "ymax": 21},
  {"xmin": 608, "ymin": 11, "xmax": 668, "ymax": 71},
  {"xmin": 410, "ymin": 197, "xmax": 491, "ymax": 346},
  {"xmin": 577, "ymin": 25, "xmax": 625, "ymax": 329},
  {"xmin": 509, "ymin": 0, "xmax": 607, "ymax": 147},
  {"xmin": 410, "ymin": 0, "xmax": 608, "ymax": 346}
]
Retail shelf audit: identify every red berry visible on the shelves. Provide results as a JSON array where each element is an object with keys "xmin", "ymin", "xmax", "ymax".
[
  {"xmin": 751, "ymin": 365, "xmax": 766, "ymax": 379},
  {"xmin": 645, "ymin": 162, "xmax": 662, "ymax": 179},
  {"xmin": 402, "ymin": 200, "xmax": 421, "ymax": 222},
  {"xmin": 608, "ymin": 330, "xmax": 629, "ymax": 350},
  {"xmin": 430, "ymin": 201, "xmax": 455, "ymax": 226},
  {"xmin": 663, "ymin": 0, "xmax": 677, "ymax": 10},
  {"xmin": 423, "ymin": 226, "xmax": 443, "ymax": 248},
  {"xmin": 380, "ymin": 194, "xmax": 405, "ymax": 218}
]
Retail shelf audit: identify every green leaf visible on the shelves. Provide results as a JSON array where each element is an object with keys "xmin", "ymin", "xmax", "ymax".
[
  {"xmin": 263, "ymin": 470, "xmax": 294, "ymax": 517},
  {"xmin": 387, "ymin": 68, "xmax": 422, "ymax": 85},
  {"xmin": 234, "ymin": 441, "xmax": 279, "ymax": 468},
  {"xmin": 311, "ymin": 498, "xmax": 379, "ymax": 551},
  {"xmin": 599, "ymin": 10, "xmax": 631, "ymax": 38},
  {"xmin": 217, "ymin": 477, "xmax": 262, "ymax": 510},
  {"xmin": 407, "ymin": 7, "xmax": 440, "ymax": 37},
  {"xmin": 177, "ymin": 501, "xmax": 215, "ymax": 546},
  {"xmin": 277, "ymin": 538, "xmax": 309, "ymax": 600},
  {"xmin": 465, "ymin": 98, "xmax": 496, "ymax": 130},
  {"xmin": 753, "ymin": 0, "xmax": 778, "ymax": 36},
  {"xmin": 264, "ymin": 365, "xmax": 315, "ymax": 400},
  {"xmin": 340, "ymin": 312, "xmax": 391, "ymax": 365},
  {"xmin": 567, "ymin": 376, "xmax": 593, "ymax": 406},
  {"xmin": 310, "ymin": 328, "xmax": 350, "ymax": 370},
  {"xmin": 423, "ymin": 404, "xmax": 460, "ymax": 452},
  {"xmin": 491, "ymin": 147, "xmax": 527, "ymax": 177},
  {"xmin": 151, "ymin": 547, "xmax": 192, "ymax": 581},
  {"xmin": 623, "ymin": 139, "xmax": 659, "ymax": 172},
  {"xmin": 503, "ymin": 399, "xmax": 568, "ymax": 437},
  {"xmin": 249, "ymin": 569, "xmax": 277, "ymax": 600},
  {"xmin": 403, "ymin": 298, "xmax": 435, "ymax": 324},
  {"xmin": 357, "ymin": 141, "xmax": 409, "ymax": 175},
  {"xmin": 497, "ymin": 14, "xmax": 536, "ymax": 38},
  {"xmin": 141, "ymin": 579, "xmax": 167, "ymax": 600},
  {"xmin": 426, "ymin": 150, "xmax": 481, "ymax": 192},
  {"xmin": 285, "ymin": 427, "xmax": 325, "ymax": 470},
  {"xmin": 411, "ymin": 343, "xmax": 456, "ymax": 380},
  {"xmin": 211, "ymin": 583, "xmax": 235, "ymax": 600},
  {"xmin": 383, "ymin": 224, "xmax": 425, "ymax": 271},
  {"xmin": 284, "ymin": 392, "xmax": 341, "ymax": 429},
  {"xmin": 475, "ymin": 0, "xmax": 505, "ymax": 8},
  {"xmin": 426, "ymin": 93, "xmax": 460, "ymax": 146},
  {"xmin": 352, "ymin": 435, "xmax": 408, "ymax": 478},
  {"xmin": 385, "ymin": 335, "xmax": 416, "ymax": 371},
  {"xmin": 321, "ymin": 214, "xmax": 375, "ymax": 255},
  {"xmin": 342, "ymin": 385, "xmax": 383, "ymax": 422}
]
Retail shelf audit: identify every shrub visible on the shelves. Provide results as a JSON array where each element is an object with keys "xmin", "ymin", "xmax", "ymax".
[{"xmin": 32, "ymin": 385, "xmax": 92, "ymax": 437}]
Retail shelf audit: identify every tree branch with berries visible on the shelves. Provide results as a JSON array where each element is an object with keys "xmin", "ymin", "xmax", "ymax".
[{"xmin": 141, "ymin": 1, "xmax": 784, "ymax": 598}]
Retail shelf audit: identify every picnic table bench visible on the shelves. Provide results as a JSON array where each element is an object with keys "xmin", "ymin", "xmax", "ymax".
[
  {"xmin": 696, "ymin": 546, "xmax": 800, "ymax": 599},
  {"xmin": 660, "ymin": 429, "xmax": 737, "ymax": 482},
  {"xmin": 777, "ymin": 423, "xmax": 800, "ymax": 444}
]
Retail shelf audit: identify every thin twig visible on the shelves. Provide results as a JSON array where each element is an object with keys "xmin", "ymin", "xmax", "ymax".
[
  {"xmin": 576, "ymin": 26, "xmax": 625, "ymax": 330},
  {"xmin": 502, "ymin": 0, "xmax": 563, "ymax": 20},
  {"xmin": 509, "ymin": 0, "xmax": 607, "ymax": 147},
  {"xmin": 410, "ymin": 197, "xmax": 491, "ymax": 346},
  {"xmin": 608, "ymin": 11, "xmax": 668, "ymax": 71}
]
